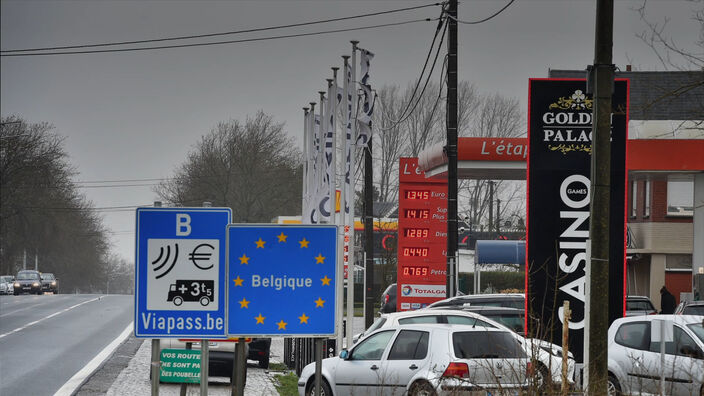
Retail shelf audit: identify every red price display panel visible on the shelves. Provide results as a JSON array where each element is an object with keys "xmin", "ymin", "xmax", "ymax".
[{"xmin": 397, "ymin": 157, "xmax": 448, "ymax": 311}]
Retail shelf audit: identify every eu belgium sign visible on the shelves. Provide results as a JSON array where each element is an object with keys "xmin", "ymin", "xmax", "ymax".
[
  {"xmin": 135, "ymin": 207, "xmax": 232, "ymax": 338},
  {"xmin": 227, "ymin": 225, "xmax": 337, "ymax": 337}
]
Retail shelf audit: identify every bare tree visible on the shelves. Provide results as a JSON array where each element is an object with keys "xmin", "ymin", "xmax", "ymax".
[
  {"xmin": 0, "ymin": 116, "xmax": 110, "ymax": 291},
  {"xmin": 156, "ymin": 111, "xmax": 302, "ymax": 223}
]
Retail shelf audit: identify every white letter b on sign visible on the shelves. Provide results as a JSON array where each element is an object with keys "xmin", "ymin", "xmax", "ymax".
[{"xmin": 176, "ymin": 214, "xmax": 192, "ymax": 236}]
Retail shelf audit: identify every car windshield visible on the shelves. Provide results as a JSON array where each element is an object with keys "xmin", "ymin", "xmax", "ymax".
[
  {"xmin": 41, "ymin": 274, "xmax": 55, "ymax": 280},
  {"xmin": 687, "ymin": 322, "xmax": 704, "ymax": 344},
  {"xmin": 484, "ymin": 314, "xmax": 525, "ymax": 334},
  {"xmin": 683, "ymin": 305, "xmax": 704, "ymax": 316},
  {"xmin": 17, "ymin": 272, "xmax": 38, "ymax": 280},
  {"xmin": 365, "ymin": 317, "xmax": 387, "ymax": 335},
  {"xmin": 453, "ymin": 331, "xmax": 524, "ymax": 358},
  {"xmin": 0, "ymin": 276, "xmax": 12, "ymax": 282}
]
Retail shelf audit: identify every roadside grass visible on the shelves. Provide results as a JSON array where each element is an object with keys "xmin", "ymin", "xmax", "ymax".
[{"xmin": 273, "ymin": 371, "xmax": 299, "ymax": 396}]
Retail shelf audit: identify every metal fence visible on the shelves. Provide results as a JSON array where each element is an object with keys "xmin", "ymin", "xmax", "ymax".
[{"xmin": 283, "ymin": 338, "xmax": 337, "ymax": 376}]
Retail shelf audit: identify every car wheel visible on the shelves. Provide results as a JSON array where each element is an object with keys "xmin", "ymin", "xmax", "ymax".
[
  {"xmin": 258, "ymin": 357, "xmax": 269, "ymax": 369},
  {"xmin": 305, "ymin": 378, "xmax": 332, "ymax": 396},
  {"xmin": 531, "ymin": 361, "xmax": 552, "ymax": 393},
  {"xmin": 607, "ymin": 374, "xmax": 621, "ymax": 396},
  {"xmin": 409, "ymin": 380, "xmax": 437, "ymax": 396},
  {"xmin": 173, "ymin": 296, "xmax": 183, "ymax": 306},
  {"xmin": 199, "ymin": 296, "xmax": 210, "ymax": 306}
]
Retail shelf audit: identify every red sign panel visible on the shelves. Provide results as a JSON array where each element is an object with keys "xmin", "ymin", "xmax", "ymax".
[{"xmin": 397, "ymin": 158, "xmax": 447, "ymax": 310}]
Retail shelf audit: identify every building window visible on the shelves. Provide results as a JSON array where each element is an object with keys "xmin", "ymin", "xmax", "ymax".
[
  {"xmin": 665, "ymin": 254, "xmax": 692, "ymax": 271},
  {"xmin": 631, "ymin": 180, "xmax": 638, "ymax": 218},
  {"xmin": 667, "ymin": 177, "xmax": 694, "ymax": 217},
  {"xmin": 644, "ymin": 180, "xmax": 651, "ymax": 218}
]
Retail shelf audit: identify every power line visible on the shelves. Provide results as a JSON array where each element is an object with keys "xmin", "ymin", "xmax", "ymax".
[
  {"xmin": 379, "ymin": 17, "xmax": 448, "ymax": 131},
  {"xmin": 1, "ymin": 18, "xmax": 437, "ymax": 57},
  {"xmin": 451, "ymin": 0, "xmax": 516, "ymax": 25},
  {"xmin": 1, "ymin": 3, "xmax": 444, "ymax": 53},
  {"xmin": 378, "ymin": 6, "xmax": 447, "ymax": 130}
]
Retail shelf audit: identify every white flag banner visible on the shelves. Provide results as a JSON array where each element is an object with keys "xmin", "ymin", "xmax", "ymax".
[
  {"xmin": 344, "ymin": 64, "xmax": 353, "ymax": 216},
  {"xmin": 357, "ymin": 47, "xmax": 375, "ymax": 147}
]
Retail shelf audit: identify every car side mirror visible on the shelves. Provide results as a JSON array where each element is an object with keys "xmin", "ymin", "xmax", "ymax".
[{"xmin": 339, "ymin": 349, "xmax": 349, "ymax": 359}]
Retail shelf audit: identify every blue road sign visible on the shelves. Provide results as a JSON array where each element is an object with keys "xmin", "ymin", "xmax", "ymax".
[
  {"xmin": 227, "ymin": 225, "xmax": 337, "ymax": 337},
  {"xmin": 135, "ymin": 207, "xmax": 231, "ymax": 338}
]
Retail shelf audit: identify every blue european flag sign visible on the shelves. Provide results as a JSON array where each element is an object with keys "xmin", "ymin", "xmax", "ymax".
[{"xmin": 227, "ymin": 225, "xmax": 337, "ymax": 337}]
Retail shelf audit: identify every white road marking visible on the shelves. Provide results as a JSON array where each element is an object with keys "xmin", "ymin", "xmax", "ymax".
[
  {"xmin": 0, "ymin": 300, "xmax": 47, "ymax": 317},
  {"xmin": 54, "ymin": 322, "xmax": 133, "ymax": 396},
  {"xmin": 0, "ymin": 296, "xmax": 101, "ymax": 339}
]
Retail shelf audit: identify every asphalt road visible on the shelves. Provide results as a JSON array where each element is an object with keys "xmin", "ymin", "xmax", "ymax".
[{"xmin": 0, "ymin": 293, "xmax": 133, "ymax": 396}]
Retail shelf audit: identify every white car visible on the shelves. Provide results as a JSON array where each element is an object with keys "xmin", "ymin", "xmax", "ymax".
[
  {"xmin": 0, "ymin": 275, "xmax": 14, "ymax": 295},
  {"xmin": 298, "ymin": 323, "xmax": 530, "ymax": 396},
  {"xmin": 353, "ymin": 309, "xmax": 575, "ymax": 390},
  {"xmin": 607, "ymin": 315, "xmax": 704, "ymax": 396}
]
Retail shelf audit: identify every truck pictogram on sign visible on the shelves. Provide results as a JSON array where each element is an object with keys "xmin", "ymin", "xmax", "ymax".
[{"xmin": 167, "ymin": 280, "xmax": 214, "ymax": 307}]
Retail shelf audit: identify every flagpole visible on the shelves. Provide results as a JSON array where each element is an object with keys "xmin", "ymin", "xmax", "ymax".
[
  {"xmin": 349, "ymin": 41, "xmax": 360, "ymax": 343},
  {"xmin": 309, "ymin": 102, "xmax": 317, "ymax": 224},
  {"xmin": 302, "ymin": 107, "xmax": 309, "ymax": 220},
  {"xmin": 318, "ymin": 90, "xmax": 327, "ymax": 224}
]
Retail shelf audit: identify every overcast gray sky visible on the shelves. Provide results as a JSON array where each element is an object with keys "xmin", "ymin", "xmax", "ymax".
[{"xmin": 1, "ymin": 0, "xmax": 700, "ymax": 262}]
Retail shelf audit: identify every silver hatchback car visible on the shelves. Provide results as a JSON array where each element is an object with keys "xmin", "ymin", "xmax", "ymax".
[
  {"xmin": 298, "ymin": 324, "xmax": 529, "ymax": 396},
  {"xmin": 607, "ymin": 315, "xmax": 704, "ymax": 396}
]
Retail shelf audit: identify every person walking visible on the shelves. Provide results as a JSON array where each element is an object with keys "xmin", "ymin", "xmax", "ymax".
[{"xmin": 660, "ymin": 286, "xmax": 676, "ymax": 314}]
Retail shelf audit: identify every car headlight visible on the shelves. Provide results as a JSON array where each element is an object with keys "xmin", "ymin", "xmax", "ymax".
[
  {"xmin": 14, "ymin": 282, "xmax": 20, "ymax": 288},
  {"xmin": 33, "ymin": 282, "xmax": 40, "ymax": 287},
  {"xmin": 51, "ymin": 281, "xmax": 56, "ymax": 286}
]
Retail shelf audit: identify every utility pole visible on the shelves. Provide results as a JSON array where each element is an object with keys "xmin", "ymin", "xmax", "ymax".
[
  {"xmin": 446, "ymin": 0, "xmax": 458, "ymax": 298},
  {"xmin": 488, "ymin": 181, "xmax": 494, "ymax": 240},
  {"xmin": 364, "ymin": 136, "xmax": 374, "ymax": 326},
  {"xmin": 587, "ymin": 0, "xmax": 614, "ymax": 394}
]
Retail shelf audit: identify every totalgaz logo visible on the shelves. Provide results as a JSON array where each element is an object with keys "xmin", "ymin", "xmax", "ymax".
[{"xmin": 401, "ymin": 285, "xmax": 413, "ymax": 296}]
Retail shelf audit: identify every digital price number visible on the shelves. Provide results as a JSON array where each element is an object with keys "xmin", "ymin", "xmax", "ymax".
[
  {"xmin": 402, "ymin": 247, "xmax": 429, "ymax": 257},
  {"xmin": 404, "ymin": 228, "xmax": 429, "ymax": 238},
  {"xmin": 404, "ymin": 209, "xmax": 429, "ymax": 219},
  {"xmin": 402, "ymin": 265, "xmax": 429, "ymax": 277},
  {"xmin": 404, "ymin": 190, "xmax": 429, "ymax": 200}
]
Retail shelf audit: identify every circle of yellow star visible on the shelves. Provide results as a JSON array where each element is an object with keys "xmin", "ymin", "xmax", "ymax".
[
  {"xmin": 255, "ymin": 313, "xmax": 265, "ymax": 324},
  {"xmin": 233, "ymin": 276, "xmax": 244, "ymax": 286},
  {"xmin": 277, "ymin": 319, "xmax": 288, "ymax": 330},
  {"xmin": 298, "ymin": 313, "xmax": 309, "ymax": 324},
  {"xmin": 315, "ymin": 297, "xmax": 325, "ymax": 308},
  {"xmin": 239, "ymin": 254, "xmax": 250, "ymax": 265},
  {"xmin": 255, "ymin": 238, "xmax": 266, "ymax": 248},
  {"xmin": 239, "ymin": 297, "xmax": 250, "ymax": 308},
  {"xmin": 299, "ymin": 238, "xmax": 310, "ymax": 248},
  {"xmin": 321, "ymin": 275, "xmax": 331, "ymax": 286},
  {"xmin": 277, "ymin": 232, "xmax": 287, "ymax": 242},
  {"xmin": 315, "ymin": 254, "xmax": 325, "ymax": 264}
]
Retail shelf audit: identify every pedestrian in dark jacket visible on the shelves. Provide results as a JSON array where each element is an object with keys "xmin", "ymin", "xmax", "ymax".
[{"xmin": 660, "ymin": 286, "xmax": 676, "ymax": 314}]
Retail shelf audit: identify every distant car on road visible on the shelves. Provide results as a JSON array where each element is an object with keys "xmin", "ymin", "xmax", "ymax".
[
  {"xmin": 40, "ymin": 273, "xmax": 59, "ymax": 294},
  {"xmin": 607, "ymin": 315, "xmax": 704, "ymax": 396},
  {"xmin": 298, "ymin": 323, "xmax": 530, "ymax": 396},
  {"xmin": 625, "ymin": 295, "xmax": 657, "ymax": 316},
  {"xmin": 674, "ymin": 300, "xmax": 704, "ymax": 316},
  {"xmin": 14, "ymin": 270, "xmax": 42, "ymax": 295},
  {"xmin": 0, "ymin": 275, "xmax": 15, "ymax": 295}
]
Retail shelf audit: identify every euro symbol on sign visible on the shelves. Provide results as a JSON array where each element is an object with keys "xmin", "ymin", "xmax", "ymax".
[{"xmin": 189, "ymin": 243, "xmax": 215, "ymax": 270}]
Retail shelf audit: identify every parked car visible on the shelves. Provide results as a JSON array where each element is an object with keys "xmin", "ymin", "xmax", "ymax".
[
  {"xmin": 379, "ymin": 283, "xmax": 397, "ymax": 314},
  {"xmin": 607, "ymin": 315, "xmax": 704, "ymax": 396},
  {"xmin": 0, "ymin": 275, "xmax": 14, "ymax": 295},
  {"xmin": 674, "ymin": 300, "xmax": 704, "ymax": 316},
  {"xmin": 354, "ymin": 308, "xmax": 574, "ymax": 390},
  {"xmin": 625, "ymin": 295, "xmax": 658, "ymax": 316},
  {"xmin": 40, "ymin": 272, "xmax": 59, "ymax": 294},
  {"xmin": 157, "ymin": 336, "xmax": 271, "ymax": 381},
  {"xmin": 438, "ymin": 305, "xmax": 527, "ymax": 336},
  {"xmin": 427, "ymin": 293, "xmax": 525, "ymax": 310},
  {"xmin": 13, "ymin": 270, "xmax": 43, "ymax": 295},
  {"xmin": 298, "ymin": 324, "xmax": 530, "ymax": 396}
]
